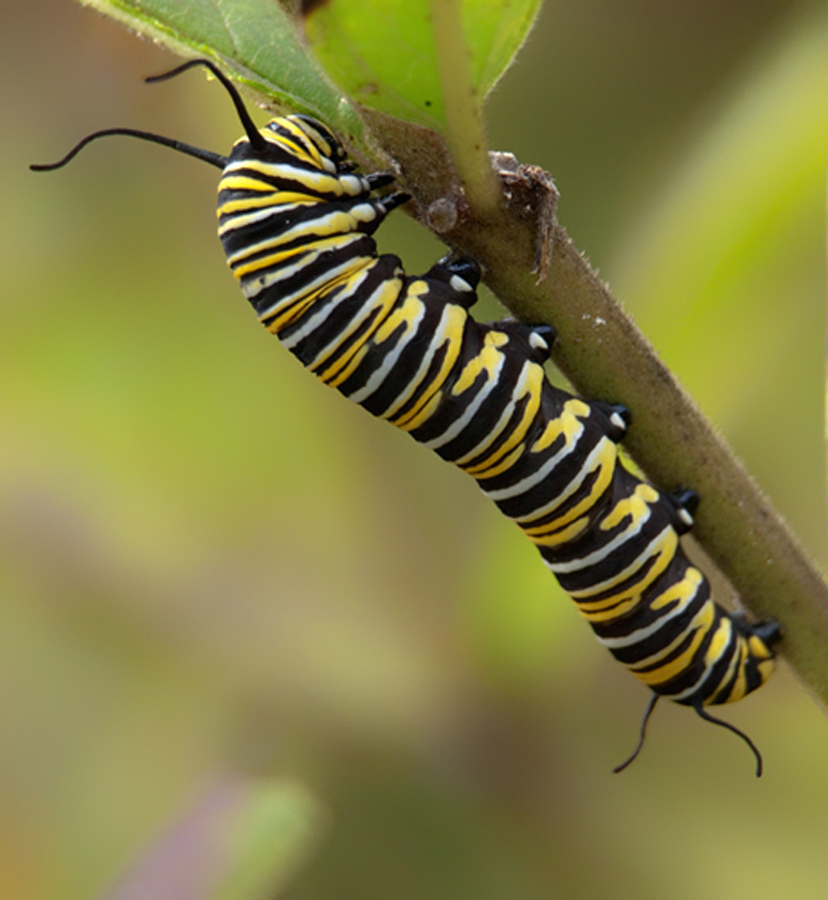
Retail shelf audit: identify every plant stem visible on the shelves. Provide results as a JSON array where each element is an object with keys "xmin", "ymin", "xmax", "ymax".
[{"xmin": 429, "ymin": 0, "xmax": 500, "ymax": 218}]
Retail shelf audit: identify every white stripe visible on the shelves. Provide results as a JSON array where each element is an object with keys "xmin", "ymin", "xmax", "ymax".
[
  {"xmin": 380, "ymin": 305, "xmax": 456, "ymax": 420},
  {"xmin": 345, "ymin": 302, "xmax": 427, "ymax": 405},
  {"xmin": 244, "ymin": 234, "xmax": 366, "ymax": 301},
  {"xmin": 481, "ymin": 418, "xmax": 588, "ymax": 502},
  {"xmin": 452, "ymin": 391, "xmax": 523, "ymax": 466},
  {"xmin": 545, "ymin": 506, "xmax": 654, "ymax": 576},
  {"xmin": 222, "ymin": 159, "xmax": 367, "ymax": 196},
  {"xmin": 278, "ymin": 267, "xmax": 373, "ymax": 350},
  {"xmin": 507, "ymin": 438, "xmax": 610, "ymax": 525},
  {"xmin": 228, "ymin": 205, "xmax": 378, "ymax": 267},
  {"xmin": 218, "ymin": 200, "xmax": 313, "ymax": 236},
  {"xmin": 419, "ymin": 355, "xmax": 507, "ymax": 450},
  {"xmin": 546, "ymin": 528, "xmax": 671, "ymax": 595},
  {"xmin": 594, "ymin": 585, "xmax": 701, "ymax": 649}
]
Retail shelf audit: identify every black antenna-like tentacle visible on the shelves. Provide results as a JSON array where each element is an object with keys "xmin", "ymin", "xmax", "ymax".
[
  {"xmin": 146, "ymin": 58, "xmax": 266, "ymax": 152},
  {"xmin": 693, "ymin": 701, "xmax": 765, "ymax": 777},
  {"xmin": 29, "ymin": 58, "xmax": 267, "ymax": 173},
  {"xmin": 614, "ymin": 692, "xmax": 660, "ymax": 774},
  {"xmin": 30, "ymin": 127, "xmax": 227, "ymax": 172}
]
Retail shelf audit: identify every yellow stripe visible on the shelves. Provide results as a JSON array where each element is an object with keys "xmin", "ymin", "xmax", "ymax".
[
  {"xmin": 232, "ymin": 233, "xmax": 352, "ymax": 279},
  {"xmin": 271, "ymin": 118, "xmax": 325, "ymax": 168},
  {"xmin": 530, "ymin": 398, "xmax": 591, "ymax": 453},
  {"xmin": 389, "ymin": 305, "xmax": 466, "ymax": 430},
  {"xmin": 459, "ymin": 364, "xmax": 544, "ymax": 479},
  {"xmin": 220, "ymin": 174, "xmax": 276, "ymax": 193},
  {"xmin": 261, "ymin": 259, "xmax": 371, "ymax": 333},
  {"xmin": 218, "ymin": 192, "xmax": 317, "ymax": 217},
  {"xmin": 451, "ymin": 341, "xmax": 503, "ymax": 396},
  {"xmin": 709, "ymin": 644, "xmax": 747, "ymax": 704},
  {"xmin": 467, "ymin": 397, "xmax": 586, "ymax": 480},
  {"xmin": 582, "ymin": 566, "xmax": 701, "ymax": 628},
  {"xmin": 521, "ymin": 439, "xmax": 617, "ymax": 535},
  {"xmin": 263, "ymin": 296, "xmax": 317, "ymax": 333},
  {"xmin": 530, "ymin": 515, "xmax": 591, "ymax": 549},
  {"xmin": 570, "ymin": 527, "xmax": 678, "ymax": 604},
  {"xmin": 599, "ymin": 482, "xmax": 659, "ymax": 531},
  {"xmin": 224, "ymin": 159, "xmax": 345, "ymax": 197},
  {"xmin": 631, "ymin": 601, "xmax": 715, "ymax": 686},
  {"xmin": 372, "ymin": 290, "xmax": 427, "ymax": 346},
  {"xmin": 315, "ymin": 278, "xmax": 404, "ymax": 385},
  {"xmin": 704, "ymin": 617, "xmax": 733, "ymax": 666},
  {"xmin": 230, "ymin": 209, "xmax": 372, "ymax": 270}
]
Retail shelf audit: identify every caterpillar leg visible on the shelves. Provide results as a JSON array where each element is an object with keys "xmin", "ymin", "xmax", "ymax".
[
  {"xmin": 730, "ymin": 611, "xmax": 783, "ymax": 654},
  {"xmin": 527, "ymin": 324, "xmax": 557, "ymax": 364},
  {"xmin": 485, "ymin": 319, "xmax": 557, "ymax": 363},
  {"xmin": 607, "ymin": 403, "xmax": 631, "ymax": 440},
  {"xmin": 750, "ymin": 617, "xmax": 783, "ymax": 647},
  {"xmin": 365, "ymin": 172, "xmax": 397, "ymax": 190},
  {"xmin": 423, "ymin": 257, "xmax": 481, "ymax": 309},
  {"xmin": 667, "ymin": 487, "xmax": 700, "ymax": 534},
  {"xmin": 589, "ymin": 401, "xmax": 629, "ymax": 442},
  {"xmin": 376, "ymin": 190, "xmax": 412, "ymax": 216}
]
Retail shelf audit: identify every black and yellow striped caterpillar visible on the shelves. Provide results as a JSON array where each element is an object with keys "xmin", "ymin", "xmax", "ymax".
[{"xmin": 33, "ymin": 59, "xmax": 781, "ymax": 774}]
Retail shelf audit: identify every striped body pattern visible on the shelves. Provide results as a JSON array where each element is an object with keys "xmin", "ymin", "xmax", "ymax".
[
  {"xmin": 32, "ymin": 60, "xmax": 780, "ymax": 769},
  {"xmin": 218, "ymin": 114, "xmax": 778, "ymax": 714}
]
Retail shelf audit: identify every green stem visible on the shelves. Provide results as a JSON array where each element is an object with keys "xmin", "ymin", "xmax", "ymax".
[{"xmin": 429, "ymin": 0, "xmax": 500, "ymax": 218}]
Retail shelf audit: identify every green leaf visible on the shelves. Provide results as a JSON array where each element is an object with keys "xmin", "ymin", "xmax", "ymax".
[
  {"xmin": 304, "ymin": 0, "xmax": 543, "ymax": 130},
  {"xmin": 78, "ymin": 0, "xmax": 364, "ymax": 137}
]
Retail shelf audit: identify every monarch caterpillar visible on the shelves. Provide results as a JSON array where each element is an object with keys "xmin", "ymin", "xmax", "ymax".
[{"xmin": 32, "ymin": 59, "xmax": 781, "ymax": 775}]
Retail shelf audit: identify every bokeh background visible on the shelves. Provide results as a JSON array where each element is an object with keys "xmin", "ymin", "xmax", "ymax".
[{"xmin": 4, "ymin": 0, "xmax": 828, "ymax": 897}]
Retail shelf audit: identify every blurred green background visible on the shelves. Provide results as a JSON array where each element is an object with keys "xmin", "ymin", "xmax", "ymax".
[{"xmin": 4, "ymin": 1, "xmax": 828, "ymax": 897}]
